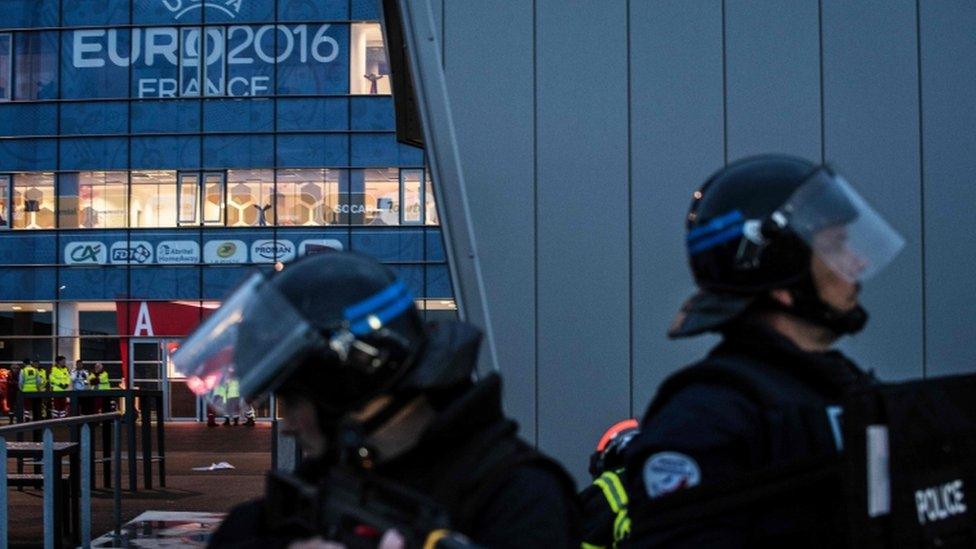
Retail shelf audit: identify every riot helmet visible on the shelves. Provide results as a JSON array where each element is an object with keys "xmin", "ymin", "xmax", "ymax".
[
  {"xmin": 669, "ymin": 154, "xmax": 904, "ymax": 338},
  {"xmin": 589, "ymin": 418, "xmax": 640, "ymax": 478},
  {"xmin": 173, "ymin": 252, "xmax": 426, "ymax": 419}
]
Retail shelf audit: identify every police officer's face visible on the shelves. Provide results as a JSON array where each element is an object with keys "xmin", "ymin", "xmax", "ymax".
[
  {"xmin": 810, "ymin": 226, "xmax": 864, "ymax": 313},
  {"xmin": 278, "ymin": 394, "xmax": 327, "ymax": 459}
]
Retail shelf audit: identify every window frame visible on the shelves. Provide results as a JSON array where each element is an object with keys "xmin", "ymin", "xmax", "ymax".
[{"xmin": 0, "ymin": 32, "xmax": 11, "ymax": 102}]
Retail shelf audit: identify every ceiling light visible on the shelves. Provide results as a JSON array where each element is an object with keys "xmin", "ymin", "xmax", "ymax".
[
  {"xmin": 11, "ymin": 306, "xmax": 22, "ymax": 311},
  {"xmin": 35, "ymin": 308, "xmax": 46, "ymax": 313}
]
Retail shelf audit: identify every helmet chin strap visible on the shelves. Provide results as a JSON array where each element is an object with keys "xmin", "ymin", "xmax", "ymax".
[{"xmin": 786, "ymin": 272, "xmax": 868, "ymax": 337}]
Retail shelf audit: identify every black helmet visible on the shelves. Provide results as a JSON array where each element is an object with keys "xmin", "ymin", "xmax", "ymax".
[
  {"xmin": 670, "ymin": 154, "xmax": 904, "ymax": 338},
  {"xmin": 174, "ymin": 252, "xmax": 427, "ymax": 416}
]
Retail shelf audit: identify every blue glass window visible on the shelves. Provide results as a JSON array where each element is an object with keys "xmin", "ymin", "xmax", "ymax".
[
  {"xmin": 351, "ymin": 0, "xmax": 381, "ymax": 21},
  {"xmin": 277, "ymin": 98, "xmax": 348, "ymax": 131},
  {"xmin": 131, "ymin": 137, "xmax": 201, "ymax": 169},
  {"xmin": 14, "ymin": 32, "xmax": 58, "ymax": 100},
  {"xmin": 203, "ymin": 98, "xmax": 273, "ymax": 132},
  {"xmin": 131, "ymin": 100, "xmax": 201, "ymax": 133},
  {"xmin": 60, "ymin": 138, "xmax": 128, "ymax": 171},
  {"xmin": 276, "ymin": 134, "xmax": 348, "ymax": 168},
  {"xmin": 131, "ymin": 27, "xmax": 180, "ymax": 100},
  {"xmin": 277, "ymin": 23, "xmax": 349, "ymax": 94},
  {"xmin": 60, "ymin": 102, "xmax": 127, "ymax": 136},
  {"xmin": 350, "ymin": 97, "xmax": 394, "ymax": 131},
  {"xmin": 63, "ymin": 0, "xmax": 130, "ymax": 26},
  {"xmin": 0, "ymin": 34, "xmax": 11, "ymax": 101},
  {"xmin": 0, "ymin": 139, "xmax": 56, "ymax": 171},
  {"xmin": 0, "ymin": 104, "xmax": 57, "ymax": 136},
  {"xmin": 61, "ymin": 29, "xmax": 130, "ymax": 99},
  {"xmin": 203, "ymin": 134, "xmax": 273, "ymax": 168},
  {"xmin": 0, "ymin": 0, "xmax": 58, "ymax": 29},
  {"xmin": 277, "ymin": 0, "xmax": 348, "ymax": 21},
  {"xmin": 225, "ymin": 25, "xmax": 273, "ymax": 98},
  {"xmin": 133, "ymin": 0, "xmax": 202, "ymax": 25}
]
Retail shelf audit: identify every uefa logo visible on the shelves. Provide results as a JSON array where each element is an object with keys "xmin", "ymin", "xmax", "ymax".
[{"xmin": 161, "ymin": 0, "xmax": 244, "ymax": 20}]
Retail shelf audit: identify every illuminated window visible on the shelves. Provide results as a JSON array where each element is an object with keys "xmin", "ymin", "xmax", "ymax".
[
  {"xmin": 130, "ymin": 171, "xmax": 178, "ymax": 228},
  {"xmin": 276, "ymin": 169, "xmax": 342, "ymax": 226},
  {"xmin": 350, "ymin": 24, "xmax": 391, "ymax": 95},
  {"xmin": 0, "ymin": 175, "xmax": 9, "ymax": 229},
  {"xmin": 177, "ymin": 171, "xmax": 225, "ymax": 226},
  {"xmin": 59, "ymin": 172, "xmax": 128, "ymax": 229},
  {"xmin": 11, "ymin": 173, "xmax": 55, "ymax": 229},
  {"xmin": 425, "ymin": 173, "xmax": 439, "ymax": 226},
  {"xmin": 0, "ymin": 34, "xmax": 10, "ymax": 101},
  {"xmin": 400, "ymin": 169, "xmax": 424, "ymax": 225},
  {"xmin": 359, "ymin": 168, "xmax": 400, "ymax": 225},
  {"xmin": 227, "ymin": 169, "xmax": 274, "ymax": 227}
]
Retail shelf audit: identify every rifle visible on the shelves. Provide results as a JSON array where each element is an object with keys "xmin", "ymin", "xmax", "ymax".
[{"xmin": 265, "ymin": 467, "xmax": 473, "ymax": 549}]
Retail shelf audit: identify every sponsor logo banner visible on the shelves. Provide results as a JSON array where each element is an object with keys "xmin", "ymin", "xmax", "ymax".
[
  {"xmin": 156, "ymin": 241, "xmax": 201, "ymax": 264},
  {"xmin": 251, "ymin": 239, "xmax": 295, "ymax": 263},
  {"xmin": 203, "ymin": 240, "xmax": 247, "ymax": 264},
  {"xmin": 298, "ymin": 239, "xmax": 344, "ymax": 256},
  {"xmin": 64, "ymin": 241, "xmax": 108, "ymax": 265},
  {"xmin": 110, "ymin": 241, "xmax": 154, "ymax": 264}
]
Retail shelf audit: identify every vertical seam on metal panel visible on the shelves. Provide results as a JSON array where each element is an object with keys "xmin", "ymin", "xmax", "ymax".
[
  {"xmin": 441, "ymin": 0, "xmax": 446, "ymax": 70},
  {"xmin": 721, "ymin": 0, "xmax": 728, "ymax": 165},
  {"xmin": 818, "ymin": 0, "xmax": 825, "ymax": 163},
  {"xmin": 532, "ymin": 0, "xmax": 539, "ymax": 447},
  {"xmin": 915, "ymin": 0, "xmax": 927, "ymax": 378},
  {"xmin": 626, "ymin": 0, "xmax": 633, "ymax": 419}
]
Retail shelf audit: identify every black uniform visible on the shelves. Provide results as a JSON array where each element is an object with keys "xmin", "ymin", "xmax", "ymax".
[
  {"xmin": 624, "ymin": 318, "xmax": 873, "ymax": 548},
  {"xmin": 209, "ymin": 325, "xmax": 579, "ymax": 549}
]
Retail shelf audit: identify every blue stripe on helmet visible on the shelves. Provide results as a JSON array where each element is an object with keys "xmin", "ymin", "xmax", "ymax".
[
  {"xmin": 686, "ymin": 210, "xmax": 744, "ymax": 243},
  {"xmin": 343, "ymin": 280, "xmax": 408, "ymax": 323},
  {"xmin": 348, "ymin": 293, "xmax": 415, "ymax": 336},
  {"xmin": 687, "ymin": 224, "xmax": 744, "ymax": 255}
]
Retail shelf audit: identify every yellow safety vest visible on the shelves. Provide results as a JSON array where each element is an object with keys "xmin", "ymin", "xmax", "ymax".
[
  {"xmin": 20, "ymin": 366, "xmax": 42, "ymax": 392},
  {"xmin": 88, "ymin": 371, "xmax": 110, "ymax": 390},
  {"xmin": 227, "ymin": 379, "xmax": 240, "ymax": 399},
  {"xmin": 49, "ymin": 366, "xmax": 71, "ymax": 391}
]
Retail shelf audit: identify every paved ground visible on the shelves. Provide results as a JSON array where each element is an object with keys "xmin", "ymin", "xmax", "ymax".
[{"xmin": 6, "ymin": 422, "xmax": 272, "ymax": 548}]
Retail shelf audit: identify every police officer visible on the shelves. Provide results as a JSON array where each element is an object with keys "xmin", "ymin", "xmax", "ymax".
[
  {"xmin": 173, "ymin": 252, "xmax": 579, "ymax": 548},
  {"xmin": 49, "ymin": 356, "xmax": 71, "ymax": 418},
  {"xmin": 623, "ymin": 155, "xmax": 905, "ymax": 547}
]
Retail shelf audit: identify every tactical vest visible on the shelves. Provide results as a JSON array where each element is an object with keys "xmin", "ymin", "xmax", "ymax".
[{"xmin": 628, "ymin": 350, "xmax": 859, "ymax": 548}]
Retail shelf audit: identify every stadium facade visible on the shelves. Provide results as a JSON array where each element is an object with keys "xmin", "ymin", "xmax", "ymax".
[{"xmin": 0, "ymin": 0, "xmax": 454, "ymax": 419}]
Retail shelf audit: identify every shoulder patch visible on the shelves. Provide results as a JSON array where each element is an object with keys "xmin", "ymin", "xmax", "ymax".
[{"xmin": 642, "ymin": 451, "xmax": 701, "ymax": 499}]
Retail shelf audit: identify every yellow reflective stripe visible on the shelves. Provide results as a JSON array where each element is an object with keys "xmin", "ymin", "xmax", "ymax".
[
  {"xmin": 613, "ymin": 511, "xmax": 632, "ymax": 543},
  {"xmin": 601, "ymin": 471, "xmax": 629, "ymax": 507},
  {"xmin": 594, "ymin": 477, "xmax": 623, "ymax": 514},
  {"xmin": 581, "ymin": 542, "xmax": 606, "ymax": 549}
]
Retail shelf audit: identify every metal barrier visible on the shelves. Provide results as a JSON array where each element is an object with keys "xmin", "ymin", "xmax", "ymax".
[
  {"xmin": 0, "ymin": 412, "xmax": 123, "ymax": 549},
  {"xmin": 15, "ymin": 389, "xmax": 166, "ymax": 491}
]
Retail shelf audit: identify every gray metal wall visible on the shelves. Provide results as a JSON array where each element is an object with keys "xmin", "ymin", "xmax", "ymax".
[{"xmin": 433, "ymin": 0, "xmax": 976, "ymax": 484}]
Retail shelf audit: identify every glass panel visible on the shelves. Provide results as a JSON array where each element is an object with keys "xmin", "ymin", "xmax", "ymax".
[
  {"xmin": 14, "ymin": 32, "xmax": 57, "ymax": 100},
  {"xmin": 362, "ymin": 168, "xmax": 399, "ymax": 226},
  {"xmin": 79, "ymin": 338, "xmax": 123, "ymax": 362},
  {"xmin": 203, "ymin": 27, "xmax": 226, "ymax": 97},
  {"xmin": 11, "ymin": 172, "xmax": 55, "ymax": 230},
  {"xmin": 227, "ymin": 169, "xmax": 274, "ymax": 227},
  {"xmin": 59, "ymin": 171, "xmax": 128, "ymax": 229},
  {"xmin": 0, "ymin": 302, "xmax": 53, "ymax": 336},
  {"xmin": 0, "ymin": 34, "xmax": 10, "ymax": 101},
  {"xmin": 0, "ymin": 175, "xmax": 9, "ymax": 229},
  {"xmin": 202, "ymin": 172, "xmax": 225, "ymax": 225},
  {"xmin": 180, "ymin": 28, "xmax": 202, "ymax": 98},
  {"xmin": 350, "ymin": 24, "xmax": 390, "ymax": 95},
  {"xmin": 226, "ymin": 25, "xmax": 273, "ymax": 98},
  {"xmin": 132, "ymin": 341, "xmax": 160, "ymax": 362},
  {"xmin": 401, "ymin": 169, "xmax": 423, "ymax": 224},
  {"xmin": 131, "ymin": 170, "xmax": 178, "ymax": 228},
  {"xmin": 132, "ymin": 29, "xmax": 179, "ymax": 99},
  {"xmin": 276, "ymin": 168, "xmax": 342, "ymax": 226},
  {"xmin": 178, "ymin": 172, "xmax": 199, "ymax": 225}
]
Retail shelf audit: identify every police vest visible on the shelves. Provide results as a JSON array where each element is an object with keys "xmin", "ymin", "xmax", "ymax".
[{"xmin": 628, "ymin": 350, "xmax": 859, "ymax": 547}]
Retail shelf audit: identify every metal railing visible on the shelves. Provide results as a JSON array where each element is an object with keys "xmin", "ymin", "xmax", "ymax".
[{"xmin": 0, "ymin": 412, "xmax": 123, "ymax": 549}]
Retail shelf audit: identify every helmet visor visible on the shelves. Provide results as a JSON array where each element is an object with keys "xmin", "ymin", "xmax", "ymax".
[
  {"xmin": 171, "ymin": 272, "xmax": 323, "ymax": 414},
  {"xmin": 778, "ymin": 169, "xmax": 905, "ymax": 283}
]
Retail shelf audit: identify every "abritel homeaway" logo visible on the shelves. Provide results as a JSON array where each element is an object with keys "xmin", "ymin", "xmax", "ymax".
[{"xmin": 161, "ymin": 0, "xmax": 244, "ymax": 20}]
